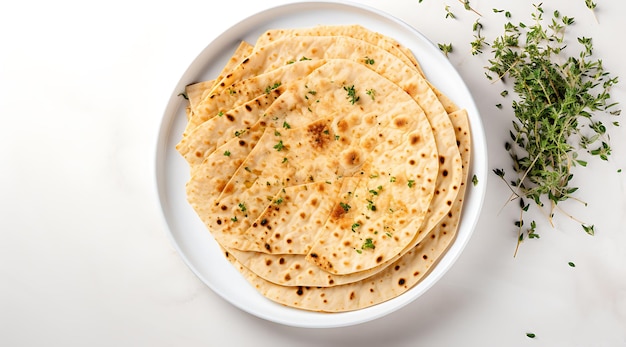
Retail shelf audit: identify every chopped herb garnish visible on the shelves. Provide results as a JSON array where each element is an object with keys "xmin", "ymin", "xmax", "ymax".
[
  {"xmin": 217, "ymin": 111, "xmax": 224, "ymax": 117},
  {"xmin": 366, "ymin": 88, "xmax": 376, "ymax": 100},
  {"xmin": 582, "ymin": 224, "xmax": 595, "ymax": 236},
  {"xmin": 282, "ymin": 157, "xmax": 288, "ymax": 163},
  {"xmin": 390, "ymin": 176, "xmax": 396, "ymax": 183},
  {"xmin": 340, "ymin": 202, "xmax": 351, "ymax": 212},
  {"xmin": 568, "ymin": 261, "xmax": 576, "ymax": 267},
  {"xmin": 369, "ymin": 189, "xmax": 378, "ymax": 196},
  {"xmin": 366, "ymin": 199, "xmax": 376, "ymax": 211},
  {"xmin": 472, "ymin": 174, "xmax": 478, "ymax": 186},
  {"xmin": 223, "ymin": 150, "xmax": 231, "ymax": 157},
  {"xmin": 362, "ymin": 238, "xmax": 375, "ymax": 250},
  {"xmin": 364, "ymin": 56, "xmax": 375, "ymax": 65},
  {"xmin": 273, "ymin": 140, "xmax": 284, "ymax": 151},
  {"xmin": 234, "ymin": 129, "xmax": 246, "ymax": 137},
  {"xmin": 231, "ymin": 216, "xmax": 238, "ymax": 222},
  {"xmin": 526, "ymin": 333, "xmax": 536, "ymax": 339},
  {"xmin": 351, "ymin": 223, "xmax": 360, "ymax": 232},
  {"xmin": 299, "ymin": 56, "xmax": 312, "ymax": 61},
  {"xmin": 356, "ymin": 249, "xmax": 363, "ymax": 254},
  {"xmin": 335, "ymin": 135, "xmax": 340, "ymax": 141},
  {"xmin": 238, "ymin": 202, "xmax": 247, "ymax": 212},
  {"xmin": 282, "ymin": 121, "xmax": 291, "ymax": 129},
  {"xmin": 385, "ymin": 232, "xmax": 393, "ymax": 238},
  {"xmin": 265, "ymin": 82, "xmax": 281, "ymax": 94},
  {"xmin": 343, "ymin": 85, "xmax": 360, "ymax": 105},
  {"xmin": 275, "ymin": 197, "xmax": 284, "ymax": 205},
  {"xmin": 408, "ymin": 180, "xmax": 415, "ymax": 188},
  {"xmin": 274, "ymin": 130, "xmax": 281, "ymax": 136}
]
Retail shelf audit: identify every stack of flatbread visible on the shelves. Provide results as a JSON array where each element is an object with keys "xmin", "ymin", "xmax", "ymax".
[{"xmin": 176, "ymin": 25, "xmax": 471, "ymax": 312}]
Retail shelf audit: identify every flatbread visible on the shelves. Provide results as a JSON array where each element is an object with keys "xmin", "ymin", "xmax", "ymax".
[
  {"xmin": 223, "ymin": 109, "xmax": 471, "ymax": 311},
  {"xmin": 177, "ymin": 59, "xmax": 326, "ymax": 172},
  {"xmin": 176, "ymin": 24, "xmax": 472, "ymax": 312},
  {"xmin": 185, "ymin": 35, "xmax": 462, "ymax": 247},
  {"xmin": 187, "ymin": 60, "xmax": 440, "ymax": 274},
  {"xmin": 254, "ymin": 25, "xmax": 424, "ymax": 76}
]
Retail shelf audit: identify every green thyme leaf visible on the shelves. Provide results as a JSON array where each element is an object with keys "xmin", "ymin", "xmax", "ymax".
[
  {"xmin": 472, "ymin": 174, "xmax": 479, "ymax": 186},
  {"xmin": 488, "ymin": 4, "xmax": 619, "ymax": 247},
  {"xmin": 438, "ymin": 43, "xmax": 453, "ymax": 57},
  {"xmin": 362, "ymin": 238, "xmax": 375, "ymax": 250},
  {"xmin": 343, "ymin": 85, "xmax": 360, "ymax": 104},
  {"xmin": 264, "ymin": 82, "xmax": 281, "ymax": 94},
  {"xmin": 445, "ymin": 5, "xmax": 456, "ymax": 19},
  {"xmin": 273, "ymin": 140, "xmax": 284, "ymax": 151}
]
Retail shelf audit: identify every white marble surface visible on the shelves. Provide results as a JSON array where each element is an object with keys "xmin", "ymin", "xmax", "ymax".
[{"xmin": 1, "ymin": 0, "xmax": 625, "ymax": 345}]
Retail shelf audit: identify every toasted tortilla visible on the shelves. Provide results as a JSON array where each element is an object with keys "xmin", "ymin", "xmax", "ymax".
[
  {"xmin": 187, "ymin": 60, "xmax": 440, "ymax": 274},
  {"xmin": 177, "ymin": 25, "xmax": 472, "ymax": 312},
  {"xmin": 223, "ymin": 109, "xmax": 471, "ymax": 311}
]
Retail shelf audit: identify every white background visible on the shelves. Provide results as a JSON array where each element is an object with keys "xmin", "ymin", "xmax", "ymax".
[{"xmin": 1, "ymin": 0, "xmax": 625, "ymax": 346}]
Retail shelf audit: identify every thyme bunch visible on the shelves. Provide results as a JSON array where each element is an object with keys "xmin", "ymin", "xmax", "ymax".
[{"xmin": 488, "ymin": 4, "xmax": 620, "ymax": 253}]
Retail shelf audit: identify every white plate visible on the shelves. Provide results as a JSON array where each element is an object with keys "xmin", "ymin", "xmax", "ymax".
[{"xmin": 155, "ymin": 0, "xmax": 487, "ymax": 328}]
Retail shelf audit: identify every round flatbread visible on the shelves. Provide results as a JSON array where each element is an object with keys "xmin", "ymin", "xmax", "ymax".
[
  {"xmin": 222, "ymin": 108, "xmax": 471, "ymax": 311},
  {"xmin": 187, "ymin": 60, "xmax": 440, "ymax": 275},
  {"xmin": 176, "ymin": 25, "xmax": 472, "ymax": 312}
]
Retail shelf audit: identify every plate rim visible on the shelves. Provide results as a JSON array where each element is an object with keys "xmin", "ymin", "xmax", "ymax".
[{"xmin": 154, "ymin": 0, "xmax": 488, "ymax": 328}]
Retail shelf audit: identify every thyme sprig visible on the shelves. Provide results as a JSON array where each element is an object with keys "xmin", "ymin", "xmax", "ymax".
[
  {"xmin": 585, "ymin": 0, "xmax": 598, "ymax": 23},
  {"xmin": 458, "ymin": 0, "xmax": 482, "ymax": 16},
  {"xmin": 488, "ymin": 4, "xmax": 620, "ymax": 253}
]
